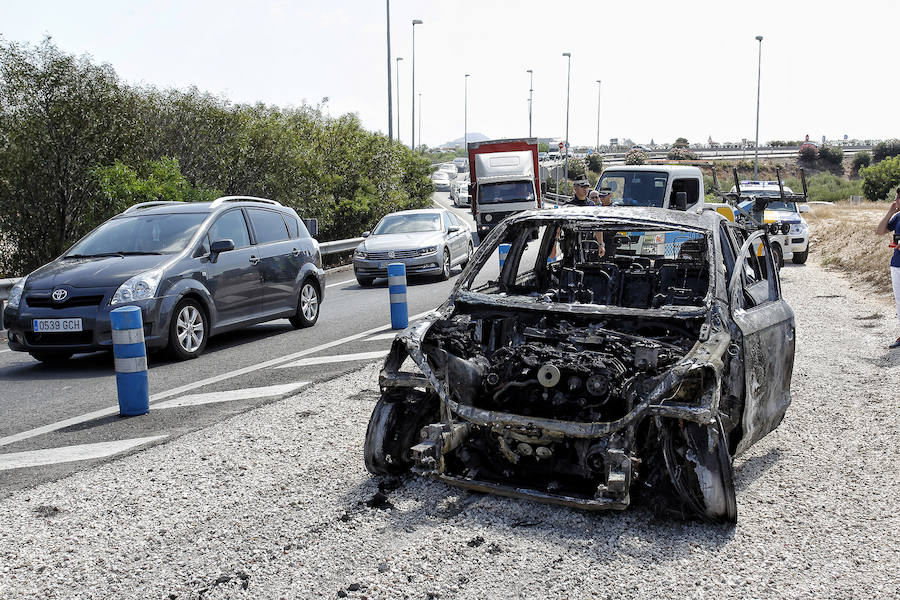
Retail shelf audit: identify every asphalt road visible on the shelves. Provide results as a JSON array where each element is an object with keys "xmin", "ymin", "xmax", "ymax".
[{"xmin": 0, "ymin": 191, "xmax": 477, "ymax": 495}]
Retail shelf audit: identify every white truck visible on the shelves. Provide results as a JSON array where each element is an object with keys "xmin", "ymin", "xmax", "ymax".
[
  {"xmin": 593, "ymin": 164, "xmax": 797, "ymax": 266},
  {"xmin": 468, "ymin": 138, "xmax": 542, "ymax": 237}
]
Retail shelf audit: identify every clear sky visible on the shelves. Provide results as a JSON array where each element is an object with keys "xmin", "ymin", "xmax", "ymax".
[{"xmin": 2, "ymin": 0, "xmax": 898, "ymax": 147}]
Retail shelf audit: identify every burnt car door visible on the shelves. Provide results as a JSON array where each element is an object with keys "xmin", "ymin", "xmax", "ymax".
[{"xmin": 727, "ymin": 226, "xmax": 795, "ymax": 455}]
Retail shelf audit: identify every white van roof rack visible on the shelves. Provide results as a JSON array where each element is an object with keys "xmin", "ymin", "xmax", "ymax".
[
  {"xmin": 209, "ymin": 196, "xmax": 281, "ymax": 208},
  {"xmin": 124, "ymin": 201, "xmax": 186, "ymax": 213}
]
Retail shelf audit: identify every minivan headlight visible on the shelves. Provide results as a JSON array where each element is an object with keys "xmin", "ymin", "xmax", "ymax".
[
  {"xmin": 111, "ymin": 269, "xmax": 163, "ymax": 305},
  {"xmin": 6, "ymin": 278, "xmax": 25, "ymax": 310}
]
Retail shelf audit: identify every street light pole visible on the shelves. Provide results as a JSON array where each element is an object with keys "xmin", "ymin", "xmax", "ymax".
[
  {"xmin": 595, "ymin": 80, "xmax": 601, "ymax": 153},
  {"xmin": 395, "ymin": 57, "xmax": 403, "ymax": 144},
  {"xmin": 411, "ymin": 19, "xmax": 423, "ymax": 151},
  {"xmin": 418, "ymin": 93, "xmax": 422, "ymax": 149},
  {"xmin": 386, "ymin": 0, "xmax": 392, "ymax": 140},
  {"xmin": 754, "ymin": 35, "xmax": 763, "ymax": 178},
  {"xmin": 562, "ymin": 52, "xmax": 571, "ymax": 185},
  {"xmin": 526, "ymin": 69, "xmax": 533, "ymax": 138},
  {"xmin": 464, "ymin": 74, "xmax": 470, "ymax": 153}
]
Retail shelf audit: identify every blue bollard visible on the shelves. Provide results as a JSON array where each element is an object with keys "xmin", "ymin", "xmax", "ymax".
[
  {"xmin": 499, "ymin": 243, "xmax": 511, "ymax": 269},
  {"xmin": 110, "ymin": 306, "xmax": 149, "ymax": 416},
  {"xmin": 387, "ymin": 263, "xmax": 408, "ymax": 330}
]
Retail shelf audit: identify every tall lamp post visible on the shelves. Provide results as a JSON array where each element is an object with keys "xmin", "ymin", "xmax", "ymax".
[
  {"xmin": 464, "ymin": 74, "xmax": 470, "ymax": 152},
  {"xmin": 595, "ymin": 79, "xmax": 601, "ymax": 153},
  {"xmin": 386, "ymin": 0, "xmax": 392, "ymax": 140},
  {"xmin": 526, "ymin": 69, "xmax": 533, "ymax": 138},
  {"xmin": 562, "ymin": 52, "xmax": 571, "ymax": 185},
  {"xmin": 395, "ymin": 57, "xmax": 403, "ymax": 144},
  {"xmin": 418, "ymin": 93, "xmax": 422, "ymax": 149},
  {"xmin": 411, "ymin": 19, "xmax": 423, "ymax": 150},
  {"xmin": 754, "ymin": 35, "xmax": 763, "ymax": 178}
]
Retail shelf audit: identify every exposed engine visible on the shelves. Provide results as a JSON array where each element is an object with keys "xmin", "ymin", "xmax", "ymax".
[{"xmin": 423, "ymin": 311, "xmax": 695, "ymax": 423}]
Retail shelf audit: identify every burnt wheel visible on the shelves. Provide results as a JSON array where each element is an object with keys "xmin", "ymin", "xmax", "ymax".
[
  {"xmin": 662, "ymin": 418, "xmax": 737, "ymax": 524},
  {"xmin": 364, "ymin": 389, "xmax": 439, "ymax": 475}
]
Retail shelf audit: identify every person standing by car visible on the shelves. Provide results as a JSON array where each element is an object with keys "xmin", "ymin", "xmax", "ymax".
[
  {"xmin": 569, "ymin": 178, "xmax": 592, "ymax": 206},
  {"xmin": 876, "ymin": 187, "xmax": 900, "ymax": 349}
]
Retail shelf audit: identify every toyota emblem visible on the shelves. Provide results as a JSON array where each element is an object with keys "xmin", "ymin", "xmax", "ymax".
[
  {"xmin": 51, "ymin": 289, "xmax": 68, "ymax": 302},
  {"xmin": 387, "ymin": 251, "xmax": 396, "ymax": 259}
]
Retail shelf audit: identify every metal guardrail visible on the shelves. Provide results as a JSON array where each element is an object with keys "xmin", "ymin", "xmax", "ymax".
[{"xmin": 319, "ymin": 237, "xmax": 364, "ymax": 256}]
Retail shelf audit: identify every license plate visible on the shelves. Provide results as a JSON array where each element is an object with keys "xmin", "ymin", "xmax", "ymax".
[{"xmin": 33, "ymin": 318, "xmax": 83, "ymax": 333}]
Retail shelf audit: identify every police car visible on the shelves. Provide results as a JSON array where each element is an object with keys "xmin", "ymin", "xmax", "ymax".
[{"xmin": 730, "ymin": 181, "xmax": 810, "ymax": 265}]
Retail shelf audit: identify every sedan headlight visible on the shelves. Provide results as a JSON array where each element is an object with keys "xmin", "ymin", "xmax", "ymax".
[
  {"xmin": 419, "ymin": 246, "xmax": 438, "ymax": 255},
  {"xmin": 6, "ymin": 278, "xmax": 25, "ymax": 310},
  {"xmin": 111, "ymin": 269, "xmax": 163, "ymax": 305},
  {"xmin": 354, "ymin": 248, "xmax": 367, "ymax": 259}
]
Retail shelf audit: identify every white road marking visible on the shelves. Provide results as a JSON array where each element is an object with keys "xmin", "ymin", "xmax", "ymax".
[
  {"xmin": 276, "ymin": 351, "xmax": 387, "ymax": 369},
  {"xmin": 325, "ymin": 279, "xmax": 357, "ymax": 289},
  {"xmin": 0, "ymin": 348, "xmax": 10, "ymax": 354},
  {"xmin": 153, "ymin": 382, "xmax": 310, "ymax": 409},
  {"xmin": 365, "ymin": 332, "xmax": 400, "ymax": 342},
  {"xmin": 0, "ymin": 436, "xmax": 166, "ymax": 471},
  {"xmin": 0, "ymin": 309, "xmax": 436, "ymax": 448}
]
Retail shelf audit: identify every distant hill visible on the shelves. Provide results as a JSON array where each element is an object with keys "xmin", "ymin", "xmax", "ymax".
[{"xmin": 444, "ymin": 132, "xmax": 490, "ymax": 148}]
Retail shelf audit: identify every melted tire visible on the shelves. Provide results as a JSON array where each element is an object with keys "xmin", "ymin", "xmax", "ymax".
[
  {"xmin": 364, "ymin": 389, "xmax": 439, "ymax": 475},
  {"xmin": 662, "ymin": 418, "xmax": 737, "ymax": 524}
]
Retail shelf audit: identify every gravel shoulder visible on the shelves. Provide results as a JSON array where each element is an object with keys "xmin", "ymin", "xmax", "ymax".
[{"xmin": 1, "ymin": 259, "xmax": 898, "ymax": 600}]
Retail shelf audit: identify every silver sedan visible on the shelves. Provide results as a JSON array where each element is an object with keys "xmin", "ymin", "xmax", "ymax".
[{"xmin": 352, "ymin": 209, "xmax": 474, "ymax": 286}]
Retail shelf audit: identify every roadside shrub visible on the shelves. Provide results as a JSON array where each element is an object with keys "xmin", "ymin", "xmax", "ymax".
[
  {"xmin": 818, "ymin": 144, "xmax": 843, "ymax": 166},
  {"xmin": 872, "ymin": 139, "xmax": 900, "ymax": 163},
  {"xmin": 587, "ymin": 154, "xmax": 603, "ymax": 173},
  {"xmin": 667, "ymin": 147, "xmax": 698, "ymax": 161},
  {"xmin": 784, "ymin": 172, "xmax": 862, "ymax": 203},
  {"xmin": 798, "ymin": 145, "xmax": 818, "ymax": 162},
  {"xmin": 625, "ymin": 148, "xmax": 646, "ymax": 165},
  {"xmin": 565, "ymin": 157, "xmax": 587, "ymax": 180},
  {"xmin": 851, "ymin": 151, "xmax": 871, "ymax": 176},
  {"xmin": 860, "ymin": 156, "xmax": 900, "ymax": 201}
]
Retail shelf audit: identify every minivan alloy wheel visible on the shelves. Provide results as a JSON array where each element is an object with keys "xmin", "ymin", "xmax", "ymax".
[
  {"xmin": 176, "ymin": 305, "xmax": 204, "ymax": 353},
  {"xmin": 300, "ymin": 283, "xmax": 319, "ymax": 321},
  {"xmin": 290, "ymin": 280, "xmax": 321, "ymax": 328}
]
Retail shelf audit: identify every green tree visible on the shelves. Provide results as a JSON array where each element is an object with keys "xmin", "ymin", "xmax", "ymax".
[
  {"xmin": 92, "ymin": 157, "xmax": 220, "ymax": 220},
  {"xmin": 851, "ymin": 151, "xmax": 871, "ymax": 176},
  {"xmin": 0, "ymin": 38, "xmax": 144, "ymax": 276},
  {"xmin": 673, "ymin": 137, "xmax": 689, "ymax": 148},
  {"xmin": 587, "ymin": 154, "xmax": 603, "ymax": 173},
  {"xmin": 872, "ymin": 139, "xmax": 900, "ymax": 163},
  {"xmin": 818, "ymin": 144, "xmax": 843, "ymax": 166},
  {"xmin": 860, "ymin": 156, "xmax": 900, "ymax": 201}
]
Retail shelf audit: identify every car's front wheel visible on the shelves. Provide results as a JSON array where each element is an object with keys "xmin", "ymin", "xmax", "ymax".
[
  {"xmin": 792, "ymin": 246, "xmax": 809, "ymax": 264},
  {"xmin": 364, "ymin": 389, "xmax": 440, "ymax": 475},
  {"xmin": 661, "ymin": 417, "xmax": 737, "ymax": 524},
  {"xmin": 356, "ymin": 276, "xmax": 375, "ymax": 287},
  {"xmin": 168, "ymin": 298, "xmax": 208, "ymax": 360},
  {"xmin": 290, "ymin": 280, "xmax": 321, "ymax": 328},
  {"xmin": 439, "ymin": 248, "xmax": 451, "ymax": 280}
]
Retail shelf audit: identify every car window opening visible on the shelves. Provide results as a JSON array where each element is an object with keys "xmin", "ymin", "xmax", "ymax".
[{"xmin": 465, "ymin": 221, "xmax": 710, "ymax": 310}]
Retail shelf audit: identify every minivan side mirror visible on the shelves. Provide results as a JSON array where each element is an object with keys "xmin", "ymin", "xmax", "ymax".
[
  {"xmin": 210, "ymin": 239, "xmax": 235, "ymax": 255},
  {"xmin": 674, "ymin": 191, "xmax": 688, "ymax": 211},
  {"xmin": 361, "ymin": 231, "xmax": 370, "ymax": 238}
]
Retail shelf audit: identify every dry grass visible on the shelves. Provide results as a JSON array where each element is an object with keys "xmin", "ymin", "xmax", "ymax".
[{"xmin": 805, "ymin": 201, "xmax": 894, "ymax": 293}]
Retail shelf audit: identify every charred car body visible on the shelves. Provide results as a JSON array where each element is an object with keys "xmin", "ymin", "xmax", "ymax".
[{"xmin": 365, "ymin": 207, "xmax": 794, "ymax": 522}]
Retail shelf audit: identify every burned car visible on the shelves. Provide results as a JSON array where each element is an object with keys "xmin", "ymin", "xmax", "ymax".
[{"xmin": 364, "ymin": 207, "xmax": 794, "ymax": 523}]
